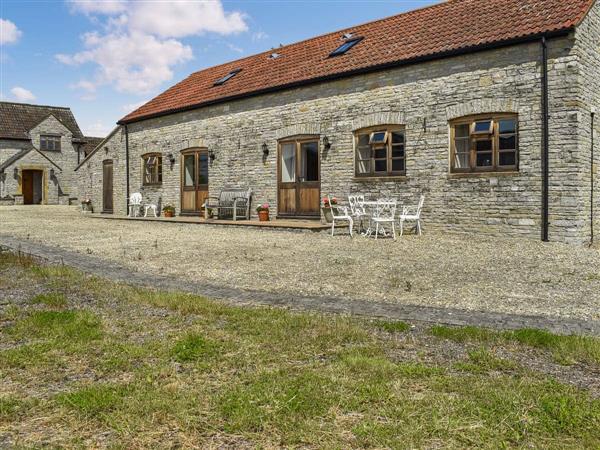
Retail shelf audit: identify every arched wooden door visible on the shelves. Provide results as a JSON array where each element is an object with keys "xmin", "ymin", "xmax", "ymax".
[{"xmin": 180, "ymin": 149, "xmax": 209, "ymax": 215}]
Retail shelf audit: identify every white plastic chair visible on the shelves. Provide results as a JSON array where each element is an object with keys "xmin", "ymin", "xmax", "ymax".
[
  {"xmin": 128, "ymin": 193, "xmax": 142, "ymax": 217},
  {"xmin": 372, "ymin": 199, "xmax": 397, "ymax": 240},
  {"xmin": 348, "ymin": 194, "xmax": 367, "ymax": 232},
  {"xmin": 399, "ymin": 195, "xmax": 425, "ymax": 236},
  {"xmin": 328, "ymin": 195, "xmax": 353, "ymax": 237}
]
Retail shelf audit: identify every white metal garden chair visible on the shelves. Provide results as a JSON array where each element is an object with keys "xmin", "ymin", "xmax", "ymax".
[
  {"xmin": 329, "ymin": 195, "xmax": 353, "ymax": 237},
  {"xmin": 348, "ymin": 194, "xmax": 367, "ymax": 232},
  {"xmin": 399, "ymin": 195, "xmax": 425, "ymax": 236},
  {"xmin": 128, "ymin": 193, "xmax": 142, "ymax": 217},
  {"xmin": 372, "ymin": 199, "xmax": 397, "ymax": 240}
]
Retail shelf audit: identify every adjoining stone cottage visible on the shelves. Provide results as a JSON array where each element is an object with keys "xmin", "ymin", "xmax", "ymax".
[
  {"xmin": 0, "ymin": 102, "xmax": 102, "ymax": 206},
  {"xmin": 76, "ymin": 0, "xmax": 600, "ymax": 245}
]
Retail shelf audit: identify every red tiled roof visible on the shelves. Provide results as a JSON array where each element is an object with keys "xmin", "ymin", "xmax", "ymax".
[{"xmin": 120, "ymin": 0, "xmax": 594, "ymax": 124}]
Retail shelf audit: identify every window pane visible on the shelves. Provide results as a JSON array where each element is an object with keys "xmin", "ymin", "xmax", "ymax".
[
  {"xmin": 498, "ymin": 119, "xmax": 516, "ymax": 134},
  {"xmin": 281, "ymin": 143, "xmax": 295, "ymax": 182},
  {"xmin": 475, "ymin": 139, "xmax": 492, "ymax": 152},
  {"xmin": 392, "ymin": 159, "xmax": 404, "ymax": 172},
  {"xmin": 184, "ymin": 154, "xmax": 195, "ymax": 186},
  {"xmin": 476, "ymin": 153, "xmax": 493, "ymax": 167},
  {"xmin": 499, "ymin": 135, "xmax": 516, "ymax": 150},
  {"xmin": 391, "ymin": 146, "xmax": 404, "ymax": 158},
  {"xmin": 301, "ymin": 142, "xmax": 319, "ymax": 182},
  {"xmin": 499, "ymin": 151, "xmax": 516, "ymax": 166},
  {"xmin": 474, "ymin": 120, "xmax": 492, "ymax": 133},
  {"xmin": 374, "ymin": 148, "xmax": 386, "ymax": 159},
  {"xmin": 454, "ymin": 153, "xmax": 470, "ymax": 169},
  {"xmin": 391, "ymin": 132, "xmax": 404, "ymax": 144},
  {"xmin": 198, "ymin": 153, "xmax": 208, "ymax": 184},
  {"xmin": 358, "ymin": 134, "xmax": 369, "ymax": 147},
  {"xmin": 357, "ymin": 146, "xmax": 370, "ymax": 161},
  {"xmin": 357, "ymin": 159, "xmax": 370, "ymax": 174},
  {"xmin": 455, "ymin": 124, "xmax": 470, "ymax": 138},
  {"xmin": 375, "ymin": 160, "xmax": 387, "ymax": 172},
  {"xmin": 370, "ymin": 131, "xmax": 387, "ymax": 145}
]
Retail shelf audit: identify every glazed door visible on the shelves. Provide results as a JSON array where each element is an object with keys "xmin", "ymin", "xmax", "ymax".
[
  {"xmin": 181, "ymin": 149, "xmax": 209, "ymax": 215},
  {"xmin": 278, "ymin": 139, "xmax": 320, "ymax": 217},
  {"xmin": 102, "ymin": 160, "xmax": 113, "ymax": 213}
]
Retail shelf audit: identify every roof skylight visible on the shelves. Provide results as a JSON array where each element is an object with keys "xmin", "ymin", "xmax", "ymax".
[
  {"xmin": 213, "ymin": 69, "xmax": 242, "ymax": 86},
  {"xmin": 329, "ymin": 37, "xmax": 363, "ymax": 57}
]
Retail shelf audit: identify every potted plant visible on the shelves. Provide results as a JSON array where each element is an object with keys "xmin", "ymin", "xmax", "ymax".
[
  {"xmin": 321, "ymin": 196, "xmax": 338, "ymax": 223},
  {"xmin": 162, "ymin": 204, "xmax": 176, "ymax": 218},
  {"xmin": 81, "ymin": 198, "xmax": 93, "ymax": 213},
  {"xmin": 256, "ymin": 203, "xmax": 270, "ymax": 222}
]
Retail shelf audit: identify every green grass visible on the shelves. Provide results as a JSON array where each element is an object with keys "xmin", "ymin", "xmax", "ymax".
[
  {"xmin": 1, "ymin": 252, "xmax": 600, "ymax": 448},
  {"xmin": 431, "ymin": 325, "xmax": 600, "ymax": 366},
  {"xmin": 30, "ymin": 292, "xmax": 68, "ymax": 308}
]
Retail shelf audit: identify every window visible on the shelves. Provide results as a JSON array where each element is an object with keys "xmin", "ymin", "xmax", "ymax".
[
  {"xmin": 450, "ymin": 114, "xmax": 518, "ymax": 173},
  {"xmin": 142, "ymin": 153, "xmax": 162, "ymax": 185},
  {"xmin": 213, "ymin": 68, "xmax": 242, "ymax": 86},
  {"xmin": 330, "ymin": 37, "xmax": 363, "ymax": 57},
  {"xmin": 355, "ymin": 126, "xmax": 405, "ymax": 177},
  {"xmin": 40, "ymin": 135, "xmax": 61, "ymax": 151}
]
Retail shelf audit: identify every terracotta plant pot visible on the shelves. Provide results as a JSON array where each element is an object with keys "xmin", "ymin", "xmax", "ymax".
[
  {"xmin": 164, "ymin": 211, "xmax": 174, "ymax": 218},
  {"xmin": 258, "ymin": 210, "xmax": 269, "ymax": 222}
]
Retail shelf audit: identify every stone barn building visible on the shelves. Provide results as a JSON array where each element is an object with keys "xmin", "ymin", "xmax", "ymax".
[
  {"xmin": 0, "ymin": 102, "xmax": 102, "ymax": 206},
  {"xmin": 77, "ymin": 0, "xmax": 600, "ymax": 244}
]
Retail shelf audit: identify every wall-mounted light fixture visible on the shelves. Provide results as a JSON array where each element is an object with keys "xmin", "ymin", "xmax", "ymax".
[
  {"xmin": 209, "ymin": 150, "xmax": 216, "ymax": 163},
  {"xmin": 323, "ymin": 136, "xmax": 331, "ymax": 151},
  {"xmin": 166, "ymin": 153, "xmax": 175, "ymax": 169},
  {"xmin": 50, "ymin": 168, "xmax": 55, "ymax": 179},
  {"xmin": 262, "ymin": 142, "xmax": 269, "ymax": 157},
  {"xmin": 13, "ymin": 167, "xmax": 19, "ymax": 179}
]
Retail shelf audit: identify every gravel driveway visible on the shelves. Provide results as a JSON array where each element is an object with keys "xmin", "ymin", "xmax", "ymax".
[{"xmin": 2, "ymin": 205, "xmax": 600, "ymax": 321}]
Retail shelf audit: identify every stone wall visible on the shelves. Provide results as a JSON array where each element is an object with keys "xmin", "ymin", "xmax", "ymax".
[
  {"xmin": 573, "ymin": 0, "xmax": 600, "ymax": 245},
  {"xmin": 76, "ymin": 127, "xmax": 127, "ymax": 214},
  {"xmin": 84, "ymin": 31, "xmax": 594, "ymax": 243}
]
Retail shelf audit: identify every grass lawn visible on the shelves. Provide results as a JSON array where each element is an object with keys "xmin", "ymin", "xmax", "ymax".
[{"xmin": 1, "ymin": 251, "xmax": 599, "ymax": 448}]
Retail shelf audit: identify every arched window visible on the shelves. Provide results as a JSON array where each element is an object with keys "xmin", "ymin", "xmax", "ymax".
[
  {"xmin": 354, "ymin": 125, "xmax": 405, "ymax": 177},
  {"xmin": 141, "ymin": 153, "xmax": 162, "ymax": 185},
  {"xmin": 450, "ymin": 114, "xmax": 518, "ymax": 173}
]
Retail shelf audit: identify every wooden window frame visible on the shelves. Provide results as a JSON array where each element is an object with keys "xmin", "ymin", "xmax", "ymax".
[
  {"xmin": 141, "ymin": 152, "xmax": 163, "ymax": 186},
  {"xmin": 354, "ymin": 125, "xmax": 406, "ymax": 177},
  {"xmin": 450, "ymin": 114, "xmax": 518, "ymax": 173},
  {"xmin": 40, "ymin": 134, "xmax": 61, "ymax": 152}
]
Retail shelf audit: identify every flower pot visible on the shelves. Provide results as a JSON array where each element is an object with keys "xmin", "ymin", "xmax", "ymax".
[
  {"xmin": 164, "ymin": 211, "xmax": 174, "ymax": 218},
  {"xmin": 258, "ymin": 210, "xmax": 269, "ymax": 222},
  {"xmin": 81, "ymin": 203, "xmax": 93, "ymax": 213}
]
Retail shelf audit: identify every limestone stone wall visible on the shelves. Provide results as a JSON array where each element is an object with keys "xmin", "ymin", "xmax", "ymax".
[
  {"xmin": 1, "ymin": 150, "xmax": 61, "ymax": 205},
  {"xmin": 76, "ymin": 127, "xmax": 127, "ymax": 214},
  {"xmin": 573, "ymin": 0, "xmax": 600, "ymax": 245},
  {"xmin": 85, "ymin": 31, "xmax": 595, "ymax": 243}
]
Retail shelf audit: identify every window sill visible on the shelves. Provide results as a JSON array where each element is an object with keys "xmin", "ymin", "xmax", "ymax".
[
  {"xmin": 353, "ymin": 175, "xmax": 407, "ymax": 182},
  {"xmin": 447, "ymin": 171, "xmax": 520, "ymax": 179},
  {"xmin": 142, "ymin": 183, "xmax": 163, "ymax": 187}
]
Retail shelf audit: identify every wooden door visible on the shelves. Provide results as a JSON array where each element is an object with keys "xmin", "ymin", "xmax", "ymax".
[
  {"xmin": 22, "ymin": 170, "xmax": 33, "ymax": 204},
  {"xmin": 102, "ymin": 160, "xmax": 113, "ymax": 213},
  {"xmin": 181, "ymin": 149, "xmax": 209, "ymax": 215},
  {"xmin": 277, "ymin": 139, "xmax": 320, "ymax": 217}
]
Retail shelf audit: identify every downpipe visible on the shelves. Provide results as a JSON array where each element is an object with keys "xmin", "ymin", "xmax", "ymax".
[{"xmin": 541, "ymin": 37, "xmax": 550, "ymax": 242}]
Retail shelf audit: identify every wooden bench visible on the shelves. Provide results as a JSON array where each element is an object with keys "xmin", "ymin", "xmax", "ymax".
[{"xmin": 203, "ymin": 188, "xmax": 252, "ymax": 221}]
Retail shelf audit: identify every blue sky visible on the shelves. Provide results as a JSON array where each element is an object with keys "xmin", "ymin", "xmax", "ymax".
[{"xmin": 1, "ymin": 0, "xmax": 436, "ymax": 137}]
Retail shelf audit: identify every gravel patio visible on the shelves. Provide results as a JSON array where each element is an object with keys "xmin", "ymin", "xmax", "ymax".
[{"xmin": 2, "ymin": 205, "xmax": 600, "ymax": 321}]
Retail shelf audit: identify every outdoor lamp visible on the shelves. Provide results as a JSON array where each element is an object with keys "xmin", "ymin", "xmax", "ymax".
[
  {"xmin": 323, "ymin": 136, "xmax": 331, "ymax": 151},
  {"xmin": 50, "ymin": 168, "xmax": 55, "ymax": 179},
  {"xmin": 262, "ymin": 142, "xmax": 269, "ymax": 157},
  {"xmin": 13, "ymin": 167, "xmax": 19, "ymax": 178},
  {"xmin": 209, "ymin": 150, "xmax": 216, "ymax": 162}
]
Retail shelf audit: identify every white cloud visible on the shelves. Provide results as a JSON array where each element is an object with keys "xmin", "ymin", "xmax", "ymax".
[
  {"xmin": 11, "ymin": 87, "xmax": 36, "ymax": 102},
  {"xmin": 57, "ymin": 0, "xmax": 248, "ymax": 95},
  {"xmin": 251, "ymin": 31, "xmax": 268, "ymax": 42},
  {"xmin": 57, "ymin": 31, "xmax": 192, "ymax": 94},
  {"xmin": 82, "ymin": 120, "xmax": 112, "ymax": 137},
  {"xmin": 67, "ymin": 0, "xmax": 127, "ymax": 15},
  {"xmin": 129, "ymin": 1, "xmax": 247, "ymax": 38},
  {"xmin": 121, "ymin": 100, "xmax": 149, "ymax": 113},
  {"xmin": 0, "ymin": 18, "xmax": 22, "ymax": 45}
]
